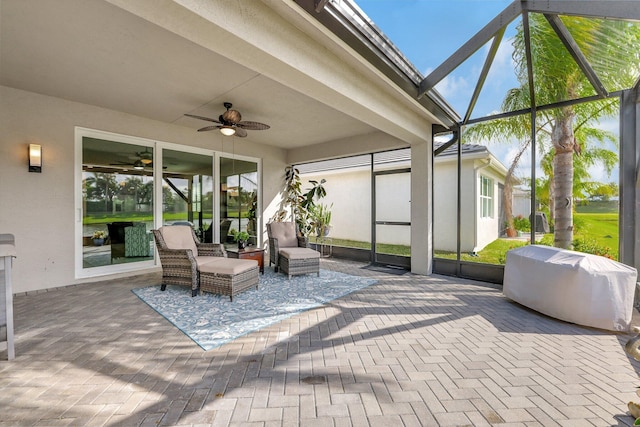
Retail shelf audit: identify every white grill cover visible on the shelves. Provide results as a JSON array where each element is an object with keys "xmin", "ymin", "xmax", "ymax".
[{"xmin": 504, "ymin": 245, "xmax": 637, "ymax": 331}]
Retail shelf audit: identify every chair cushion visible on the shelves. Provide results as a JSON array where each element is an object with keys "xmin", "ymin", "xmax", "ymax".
[
  {"xmin": 269, "ymin": 222, "xmax": 298, "ymax": 248},
  {"xmin": 279, "ymin": 247, "xmax": 320, "ymax": 260},
  {"xmin": 160, "ymin": 225, "xmax": 198, "ymax": 255},
  {"xmin": 199, "ymin": 258, "xmax": 258, "ymax": 275}
]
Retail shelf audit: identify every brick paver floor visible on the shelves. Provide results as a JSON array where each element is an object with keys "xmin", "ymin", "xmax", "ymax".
[{"xmin": 1, "ymin": 258, "xmax": 639, "ymax": 426}]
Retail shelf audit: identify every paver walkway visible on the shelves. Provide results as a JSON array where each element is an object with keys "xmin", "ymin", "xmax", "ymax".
[{"xmin": 1, "ymin": 258, "xmax": 639, "ymax": 426}]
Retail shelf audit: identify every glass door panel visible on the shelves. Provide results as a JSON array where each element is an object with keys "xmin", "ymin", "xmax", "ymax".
[
  {"xmin": 162, "ymin": 150, "xmax": 214, "ymax": 242},
  {"xmin": 220, "ymin": 157, "xmax": 258, "ymax": 248},
  {"xmin": 82, "ymin": 137, "xmax": 154, "ymax": 269}
]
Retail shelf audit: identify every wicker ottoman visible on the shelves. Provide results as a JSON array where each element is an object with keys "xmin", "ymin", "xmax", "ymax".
[
  {"xmin": 279, "ymin": 247, "xmax": 320, "ymax": 279},
  {"xmin": 199, "ymin": 258, "xmax": 259, "ymax": 301}
]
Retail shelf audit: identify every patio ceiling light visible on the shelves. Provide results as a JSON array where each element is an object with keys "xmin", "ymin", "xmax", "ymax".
[
  {"xmin": 219, "ymin": 126, "xmax": 236, "ymax": 136},
  {"xmin": 133, "ymin": 160, "xmax": 144, "ymax": 170}
]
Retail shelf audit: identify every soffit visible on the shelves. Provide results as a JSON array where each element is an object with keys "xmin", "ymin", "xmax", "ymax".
[{"xmin": 0, "ymin": 0, "xmax": 424, "ymax": 150}]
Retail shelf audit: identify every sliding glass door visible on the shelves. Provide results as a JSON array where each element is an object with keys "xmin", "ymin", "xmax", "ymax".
[
  {"xmin": 77, "ymin": 129, "xmax": 260, "ymax": 278},
  {"xmin": 80, "ymin": 134, "xmax": 155, "ymax": 272}
]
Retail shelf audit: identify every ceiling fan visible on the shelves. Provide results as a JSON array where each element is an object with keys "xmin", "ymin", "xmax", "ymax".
[
  {"xmin": 184, "ymin": 102, "xmax": 270, "ymax": 137},
  {"xmin": 110, "ymin": 148, "xmax": 157, "ymax": 170}
]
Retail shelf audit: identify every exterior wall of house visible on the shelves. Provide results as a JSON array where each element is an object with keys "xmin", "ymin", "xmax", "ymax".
[
  {"xmin": 459, "ymin": 160, "xmax": 478, "ymax": 253},
  {"xmin": 474, "ymin": 163, "xmax": 503, "ymax": 252},
  {"xmin": 0, "ymin": 85, "xmax": 287, "ymax": 294},
  {"xmin": 433, "ymin": 156, "xmax": 505, "ymax": 253},
  {"xmin": 433, "ymin": 161, "xmax": 459, "ymax": 252},
  {"xmin": 298, "ymin": 168, "xmax": 372, "ymax": 243},
  {"xmin": 512, "ymin": 188, "xmax": 532, "ymax": 219}
]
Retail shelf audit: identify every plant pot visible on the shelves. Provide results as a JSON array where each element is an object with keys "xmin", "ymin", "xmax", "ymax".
[
  {"xmin": 93, "ymin": 238, "xmax": 104, "ymax": 246},
  {"xmin": 506, "ymin": 227, "xmax": 517, "ymax": 238},
  {"xmin": 238, "ymin": 241, "xmax": 247, "ymax": 250}
]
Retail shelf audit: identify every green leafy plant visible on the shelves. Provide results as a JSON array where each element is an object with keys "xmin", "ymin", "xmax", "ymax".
[
  {"xmin": 512, "ymin": 215, "xmax": 530, "ymax": 232},
  {"xmin": 311, "ymin": 203, "xmax": 333, "ymax": 237},
  {"xmin": 233, "ymin": 230, "xmax": 250, "ymax": 243},
  {"xmin": 274, "ymin": 166, "xmax": 329, "ymax": 237},
  {"xmin": 572, "ymin": 238, "xmax": 614, "ymax": 259}
]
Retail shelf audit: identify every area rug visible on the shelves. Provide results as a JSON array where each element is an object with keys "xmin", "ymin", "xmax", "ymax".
[{"xmin": 132, "ymin": 268, "xmax": 377, "ymax": 350}]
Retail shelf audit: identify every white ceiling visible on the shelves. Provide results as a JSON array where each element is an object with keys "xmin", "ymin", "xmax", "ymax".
[{"xmin": 0, "ymin": 0, "xmax": 396, "ymax": 150}]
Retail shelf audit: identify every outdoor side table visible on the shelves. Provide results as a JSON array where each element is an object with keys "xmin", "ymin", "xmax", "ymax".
[{"xmin": 0, "ymin": 234, "xmax": 16, "ymax": 360}]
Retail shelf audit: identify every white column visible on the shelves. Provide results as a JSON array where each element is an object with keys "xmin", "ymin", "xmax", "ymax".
[{"xmin": 411, "ymin": 141, "xmax": 433, "ymax": 275}]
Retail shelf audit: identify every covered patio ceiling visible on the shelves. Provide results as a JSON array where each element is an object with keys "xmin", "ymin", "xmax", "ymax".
[{"xmin": 0, "ymin": 0, "xmax": 448, "ymax": 154}]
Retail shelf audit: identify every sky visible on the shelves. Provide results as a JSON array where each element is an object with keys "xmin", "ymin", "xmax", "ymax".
[
  {"xmin": 354, "ymin": 0, "xmax": 620, "ymax": 184},
  {"xmin": 355, "ymin": 0, "xmax": 515, "ymax": 116}
]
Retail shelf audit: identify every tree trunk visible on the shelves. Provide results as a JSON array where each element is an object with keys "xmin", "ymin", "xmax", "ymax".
[
  {"xmin": 552, "ymin": 112, "xmax": 575, "ymax": 249},
  {"xmin": 548, "ymin": 173, "xmax": 555, "ymax": 224},
  {"xmin": 503, "ymin": 140, "xmax": 530, "ymax": 237}
]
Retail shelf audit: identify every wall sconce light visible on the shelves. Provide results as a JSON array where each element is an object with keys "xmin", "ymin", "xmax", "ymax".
[
  {"xmin": 28, "ymin": 144, "xmax": 42, "ymax": 173},
  {"xmin": 219, "ymin": 126, "xmax": 236, "ymax": 136}
]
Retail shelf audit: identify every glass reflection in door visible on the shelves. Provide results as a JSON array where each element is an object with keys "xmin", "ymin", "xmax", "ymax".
[
  {"xmin": 82, "ymin": 137, "xmax": 154, "ymax": 269},
  {"xmin": 162, "ymin": 150, "xmax": 214, "ymax": 242},
  {"xmin": 220, "ymin": 157, "xmax": 258, "ymax": 248}
]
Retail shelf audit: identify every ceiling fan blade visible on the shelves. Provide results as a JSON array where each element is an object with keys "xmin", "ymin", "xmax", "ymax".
[
  {"xmin": 237, "ymin": 121, "xmax": 270, "ymax": 131},
  {"xmin": 197, "ymin": 125, "xmax": 221, "ymax": 132},
  {"xmin": 235, "ymin": 127, "xmax": 248, "ymax": 138},
  {"xmin": 184, "ymin": 113, "xmax": 222, "ymax": 124}
]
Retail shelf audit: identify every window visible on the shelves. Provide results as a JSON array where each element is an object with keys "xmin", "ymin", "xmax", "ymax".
[{"xmin": 480, "ymin": 175, "xmax": 493, "ymax": 218}]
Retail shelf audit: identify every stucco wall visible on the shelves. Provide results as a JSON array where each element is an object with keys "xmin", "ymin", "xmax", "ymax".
[
  {"xmin": 298, "ymin": 168, "xmax": 372, "ymax": 242},
  {"xmin": 433, "ymin": 157, "xmax": 504, "ymax": 253},
  {"xmin": 433, "ymin": 161, "xmax": 458, "ymax": 252},
  {"xmin": 474, "ymin": 165, "xmax": 502, "ymax": 252},
  {"xmin": 0, "ymin": 86, "xmax": 286, "ymax": 293}
]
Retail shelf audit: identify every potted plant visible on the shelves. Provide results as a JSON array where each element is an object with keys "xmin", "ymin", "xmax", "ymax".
[
  {"xmin": 233, "ymin": 230, "xmax": 251, "ymax": 250},
  {"xmin": 273, "ymin": 166, "xmax": 329, "ymax": 238},
  {"xmin": 311, "ymin": 203, "xmax": 333, "ymax": 238},
  {"xmin": 92, "ymin": 230, "xmax": 107, "ymax": 246}
]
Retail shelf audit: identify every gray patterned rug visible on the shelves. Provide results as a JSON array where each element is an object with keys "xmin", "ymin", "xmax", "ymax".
[{"xmin": 132, "ymin": 268, "xmax": 377, "ymax": 350}]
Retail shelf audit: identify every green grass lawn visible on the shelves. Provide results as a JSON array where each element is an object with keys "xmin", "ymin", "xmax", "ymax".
[
  {"xmin": 84, "ymin": 211, "xmax": 213, "ymax": 225},
  {"xmin": 312, "ymin": 211, "xmax": 619, "ymax": 264},
  {"xmin": 309, "ymin": 236, "xmax": 411, "ymax": 256},
  {"xmin": 435, "ymin": 212, "xmax": 619, "ymax": 264}
]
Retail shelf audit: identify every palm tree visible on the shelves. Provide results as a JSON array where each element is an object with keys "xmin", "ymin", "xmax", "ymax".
[
  {"xmin": 466, "ymin": 14, "xmax": 636, "ymax": 248},
  {"xmin": 84, "ymin": 173, "xmax": 119, "ymax": 211}
]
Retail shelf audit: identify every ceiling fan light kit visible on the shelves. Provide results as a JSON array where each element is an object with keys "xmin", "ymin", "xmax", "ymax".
[
  {"xmin": 219, "ymin": 126, "xmax": 236, "ymax": 136},
  {"xmin": 185, "ymin": 102, "xmax": 270, "ymax": 138}
]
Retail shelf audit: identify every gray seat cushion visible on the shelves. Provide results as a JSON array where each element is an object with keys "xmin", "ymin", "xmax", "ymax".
[
  {"xmin": 199, "ymin": 258, "xmax": 258, "ymax": 275},
  {"xmin": 279, "ymin": 247, "xmax": 320, "ymax": 260}
]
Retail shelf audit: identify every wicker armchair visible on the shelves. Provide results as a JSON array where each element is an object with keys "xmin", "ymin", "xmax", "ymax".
[
  {"xmin": 152, "ymin": 226, "xmax": 226, "ymax": 297},
  {"xmin": 267, "ymin": 222, "xmax": 320, "ymax": 279}
]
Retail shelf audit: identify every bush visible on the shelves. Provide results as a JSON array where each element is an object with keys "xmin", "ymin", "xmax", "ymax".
[
  {"xmin": 572, "ymin": 238, "xmax": 615, "ymax": 259},
  {"xmin": 512, "ymin": 215, "xmax": 530, "ymax": 232},
  {"xmin": 529, "ymin": 235, "xmax": 615, "ymax": 259}
]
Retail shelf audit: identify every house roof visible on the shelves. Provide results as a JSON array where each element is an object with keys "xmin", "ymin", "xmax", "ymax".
[{"xmin": 433, "ymin": 143, "xmax": 489, "ymax": 158}]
